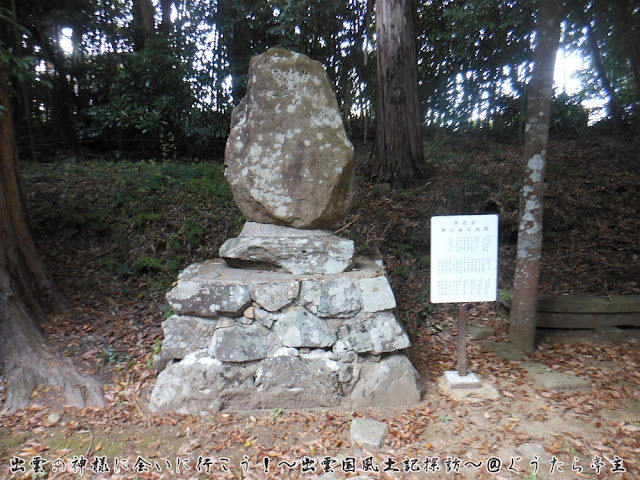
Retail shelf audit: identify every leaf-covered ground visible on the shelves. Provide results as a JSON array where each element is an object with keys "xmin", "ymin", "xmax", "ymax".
[{"xmin": 1, "ymin": 134, "xmax": 639, "ymax": 479}]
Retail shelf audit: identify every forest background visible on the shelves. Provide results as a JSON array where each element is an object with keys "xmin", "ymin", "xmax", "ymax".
[{"xmin": 2, "ymin": 0, "xmax": 639, "ymax": 162}]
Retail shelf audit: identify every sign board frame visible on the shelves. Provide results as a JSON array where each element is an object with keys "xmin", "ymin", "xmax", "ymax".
[{"xmin": 430, "ymin": 214, "xmax": 499, "ymax": 304}]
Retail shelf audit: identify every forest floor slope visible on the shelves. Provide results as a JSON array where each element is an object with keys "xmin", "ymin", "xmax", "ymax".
[{"xmin": 1, "ymin": 133, "xmax": 638, "ymax": 479}]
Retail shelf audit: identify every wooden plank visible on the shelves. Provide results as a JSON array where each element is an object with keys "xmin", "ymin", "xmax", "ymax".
[
  {"xmin": 536, "ymin": 312, "xmax": 640, "ymax": 329},
  {"xmin": 498, "ymin": 291, "xmax": 640, "ymax": 314},
  {"xmin": 537, "ymin": 295, "xmax": 640, "ymax": 314}
]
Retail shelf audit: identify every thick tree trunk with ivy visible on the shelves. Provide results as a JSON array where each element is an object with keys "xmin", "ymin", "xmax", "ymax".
[
  {"xmin": 372, "ymin": 0, "xmax": 427, "ymax": 186},
  {"xmin": 509, "ymin": 0, "xmax": 562, "ymax": 354},
  {"xmin": 0, "ymin": 82, "xmax": 104, "ymax": 413}
]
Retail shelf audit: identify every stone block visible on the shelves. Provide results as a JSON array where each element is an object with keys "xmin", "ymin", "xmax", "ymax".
[
  {"xmin": 317, "ymin": 277, "xmax": 361, "ymax": 318},
  {"xmin": 350, "ymin": 417, "xmax": 389, "ymax": 450},
  {"xmin": 250, "ymin": 280, "xmax": 300, "ymax": 312},
  {"xmin": 209, "ymin": 324, "xmax": 269, "ymax": 363},
  {"xmin": 335, "ymin": 313, "xmax": 410, "ymax": 354},
  {"xmin": 219, "ymin": 222, "xmax": 355, "ymax": 274},
  {"xmin": 336, "ymin": 320, "xmax": 372, "ymax": 353},
  {"xmin": 152, "ymin": 315, "xmax": 216, "ymax": 372},
  {"xmin": 274, "ymin": 306, "xmax": 336, "ymax": 348},
  {"xmin": 167, "ymin": 279, "xmax": 251, "ymax": 318},
  {"xmin": 257, "ymin": 356, "xmax": 340, "ymax": 408},
  {"xmin": 299, "ymin": 280, "xmax": 322, "ymax": 314},
  {"xmin": 149, "ymin": 350, "xmax": 259, "ymax": 414},
  {"xmin": 254, "ymin": 307, "xmax": 278, "ymax": 329},
  {"xmin": 359, "ymin": 276, "xmax": 396, "ymax": 312},
  {"xmin": 368, "ymin": 312, "xmax": 411, "ymax": 353},
  {"xmin": 350, "ymin": 354, "xmax": 421, "ymax": 407}
]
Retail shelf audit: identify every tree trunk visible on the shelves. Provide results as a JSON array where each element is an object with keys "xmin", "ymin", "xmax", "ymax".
[
  {"xmin": 372, "ymin": 0, "xmax": 427, "ymax": 187},
  {"xmin": 132, "ymin": 0, "xmax": 156, "ymax": 50},
  {"xmin": 611, "ymin": 0, "xmax": 640, "ymax": 120},
  {"xmin": 10, "ymin": 0, "xmax": 37, "ymax": 162},
  {"xmin": 0, "ymin": 80, "xmax": 104, "ymax": 413},
  {"xmin": 509, "ymin": 0, "xmax": 562, "ymax": 354},
  {"xmin": 159, "ymin": 0, "xmax": 174, "ymax": 35},
  {"xmin": 581, "ymin": 9, "xmax": 625, "ymax": 129}
]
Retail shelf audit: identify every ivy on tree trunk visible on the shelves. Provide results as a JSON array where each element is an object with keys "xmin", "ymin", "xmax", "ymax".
[{"xmin": 509, "ymin": 0, "xmax": 563, "ymax": 354}]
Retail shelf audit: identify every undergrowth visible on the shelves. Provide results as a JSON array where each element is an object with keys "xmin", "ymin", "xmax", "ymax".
[{"xmin": 23, "ymin": 159, "xmax": 243, "ymax": 298}]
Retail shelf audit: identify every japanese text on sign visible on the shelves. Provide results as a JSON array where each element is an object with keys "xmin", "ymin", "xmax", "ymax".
[{"xmin": 430, "ymin": 214, "xmax": 498, "ymax": 303}]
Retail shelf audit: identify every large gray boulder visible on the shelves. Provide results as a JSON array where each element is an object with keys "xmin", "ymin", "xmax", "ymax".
[{"xmin": 224, "ymin": 49, "xmax": 355, "ymax": 229}]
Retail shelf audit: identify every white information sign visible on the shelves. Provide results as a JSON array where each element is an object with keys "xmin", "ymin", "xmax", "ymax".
[{"xmin": 430, "ymin": 214, "xmax": 498, "ymax": 303}]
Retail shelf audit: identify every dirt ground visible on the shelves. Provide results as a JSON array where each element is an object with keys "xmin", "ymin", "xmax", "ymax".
[{"xmin": 1, "ymin": 133, "xmax": 639, "ymax": 479}]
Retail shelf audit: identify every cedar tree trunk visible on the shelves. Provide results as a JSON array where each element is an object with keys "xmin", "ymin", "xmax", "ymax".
[
  {"xmin": 583, "ymin": 13, "xmax": 625, "ymax": 129},
  {"xmin": 0, "ymin": 81, "xmax": 104, "ymax": 413},
  {"xmin": 372, "ymin": 0, "xmax": 427, "ymax": 186},
  {"xmin": 132, "ymin": 0, "xmax": 156, "ymax": 50},
  {"xmin": 509, "ymin": 0, "xmax": 562, "ymax": 354}
]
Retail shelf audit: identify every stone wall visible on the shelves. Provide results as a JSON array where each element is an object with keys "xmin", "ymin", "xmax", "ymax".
[{"xmin": 150, "ymin": 257, "xmax": 421, "ymax": 414}]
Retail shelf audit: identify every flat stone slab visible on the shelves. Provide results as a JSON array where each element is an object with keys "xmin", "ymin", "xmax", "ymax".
[
  {"xmin": 482, "ymin": 340, "xmax": 527, "ymax": 361},
  {"xmin": 523, "ymin": 362, "xmax": 591, "ymax": 390},
  {"xmin": 167, "ymin": 280, "xmax": 251, "ymax": 318},
  {"xmin": 350, "ymin": 417, "xmax": 389, "ymax": 450},
  {"xmin": 437, "ymin": 374, "xmax": 499, "ymax": 402},
  {"xmin": 601, "ymin": 400, "xmax": 640, "ymax": 423},
  {"xmin": 219, "ymin": 222, "xmax": 355, "ymax": 274},
  {"xmin": 443, "ymin": 370, "xmax": 482, "ymax": 389},
  {"xmin": 594, "ymin": 326, "xmax": 627, "ymax": 341}
]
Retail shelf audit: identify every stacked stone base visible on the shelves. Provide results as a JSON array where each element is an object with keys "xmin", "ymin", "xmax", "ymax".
[{"xmin": 149, "ymin": 257, "xmax": 422, "ymax": 414}]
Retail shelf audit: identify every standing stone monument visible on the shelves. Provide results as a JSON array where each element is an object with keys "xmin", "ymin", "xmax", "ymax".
[{"xmin": 149, "ymin": 49, "xmax": 422, "ymax": 414}]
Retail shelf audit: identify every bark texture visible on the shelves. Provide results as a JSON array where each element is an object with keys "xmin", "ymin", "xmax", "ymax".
[
  {"xmin": 0, "ymin": 82, "xmax": 104, "ymax": 413},
  {"xmin": 132, "ymin": 0, "xmax": 156, "ymax": 50},
  {"xmin": 372, "ymin": 0, "xmax": 426, "ymax": 186},
  {"xmin": 509, "ymin": 0, "xmax": 562, "ymax": 354}
]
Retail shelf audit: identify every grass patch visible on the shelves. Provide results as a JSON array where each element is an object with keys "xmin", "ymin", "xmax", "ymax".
[{"xmin": 22, "ymin": 158, "xmax": 242, "ymax": 298}]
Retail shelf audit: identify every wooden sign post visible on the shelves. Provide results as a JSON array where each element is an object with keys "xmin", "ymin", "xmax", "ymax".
[{"xmin": 431, "ymin": 214, "xmax": 498, "ymax": 387}]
